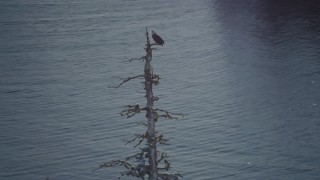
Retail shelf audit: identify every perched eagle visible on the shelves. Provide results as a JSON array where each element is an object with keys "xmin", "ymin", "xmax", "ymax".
[{"xmin": 151, "ymin": 30, "xmax": 165, "ymax": 46}]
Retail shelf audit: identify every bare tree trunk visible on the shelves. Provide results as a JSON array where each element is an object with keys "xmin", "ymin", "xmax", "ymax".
[
  {"xmin": 144, "ymin": 27, "xmax": 158, "ymax": 180},
  {"xmin": 98, "ymin": 28, "xmax": 182, "ymax": 180}
]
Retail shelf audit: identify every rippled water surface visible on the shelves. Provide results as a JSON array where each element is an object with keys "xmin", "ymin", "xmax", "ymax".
[{"xmin": 1, "ymin": 0, "xmax": 320, "ymax": 179}]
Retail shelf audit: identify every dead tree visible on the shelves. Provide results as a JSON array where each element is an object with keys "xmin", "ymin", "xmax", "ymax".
[{"xmin": 97, "ymin": 28, "xmax": 183, "ymax": 180}]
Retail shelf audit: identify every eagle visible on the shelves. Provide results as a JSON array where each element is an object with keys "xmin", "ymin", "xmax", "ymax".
[{"xmin": 151, "ymin": 30, "xmax": 165, "ymax": 46}]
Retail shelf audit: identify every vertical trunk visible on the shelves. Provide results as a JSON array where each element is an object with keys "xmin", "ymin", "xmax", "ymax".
[{"xmin": 144, "ymin": 28, "xmax": 158, "ymax": 180}]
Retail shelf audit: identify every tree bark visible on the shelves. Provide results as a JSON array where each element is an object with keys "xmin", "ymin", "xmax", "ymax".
[{"xmin": 144, "ymin": 27, "xmax": 158, "ymax": 180}]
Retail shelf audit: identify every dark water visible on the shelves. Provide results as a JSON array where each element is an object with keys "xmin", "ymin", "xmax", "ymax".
[{"xmin": 1, "ymin": 0, "xmax": 320, "ymax": 179}]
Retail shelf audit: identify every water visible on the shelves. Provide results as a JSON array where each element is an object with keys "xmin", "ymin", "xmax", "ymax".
[{"xmin": 1, "ymin": 0, "xmax": 320, "ymax": 179}]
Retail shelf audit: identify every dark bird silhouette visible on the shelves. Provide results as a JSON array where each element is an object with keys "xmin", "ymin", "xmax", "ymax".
[{"xmin": 152, "ymin": 30, "xmax": 165, "ymax": 46}]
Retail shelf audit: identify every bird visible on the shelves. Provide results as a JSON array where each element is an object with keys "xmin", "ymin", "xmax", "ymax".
[{"xmin": 151, "ymin": 30, "xmax": 165, "ymax": 46}]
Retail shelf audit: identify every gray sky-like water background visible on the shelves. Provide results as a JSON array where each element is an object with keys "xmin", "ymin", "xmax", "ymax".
[{"xmin": 1, "ymin": 0, "xmax": 320, "ymax": 179}]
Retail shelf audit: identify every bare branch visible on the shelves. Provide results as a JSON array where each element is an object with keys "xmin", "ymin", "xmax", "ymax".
[
  {"xmin": 152, "ymin": 74, "xmax": 160, "ymax": 80},
  {"xmin": 137, "ymin": 121, "xmax": 147, "ymax": 126},
  {"xmin": 125, "ymin": 132, "xmax": 147, "ymax": 148},
  {"xmin": 150, "ymin": 43, "xmax": 163, "ymax": 47},
  {"xmin": 135, "ymin": 135, "xmax": 146, "ymax": 148},
  {"xmin": 164, "ymin": 160, "xmax": 170, "ymax": 170},
  {"xmin": 158, "ymin": 173, "xmax": 183, "ymax": 180},
  {"xmin": 154, "ymin": 109, "xmax": 184, "ymax": 117},
  {"xmin": 152, "ymin": 74, "xmax": 160, "ymax": 85},
  {"xmin": 94, "ymin": 159, "xmax": 148, "ymax": 179},
  {"xmin": 125, "ymin": 152, "xmax": 143, "ymax": 161},
  {"xmin": 109, "ymin": 75, "xmax": 144, "ymax": 88},
  {"xmin": 155, "ymin": 134, "xmax": 170, "ymax": 145},
  {"xmin": 125, "ymin": 134, "xmax": 141, "ymax": 145},
  {"xmin": 152, "ymin": 108, "xmax": 184, "ymax": 121},
  {"xmin": 157, "ymin": 152, "xmax": 168, "ymax": 163},
  {"xmin": 120, "ymin": 105, "xmax": 148, "ymax": 118},
  {"xmin": 94, "ymin": 160, "xmax": 135, "ymax": 172},
  {"xmin": 129, "ymin": 56, "xmax": 146, "ymax": 62},
  {"xmin": 152, "ymin": 96, "xmax": 159, "ymax": 102}
]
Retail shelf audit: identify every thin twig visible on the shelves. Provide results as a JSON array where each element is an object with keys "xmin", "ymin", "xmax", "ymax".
[
  {"xmin": 155, "ymin": 134, "xmax": 170, "ymax": 145},
  {"xmin": 125, "ymin": 152, "xmax": 142, "ymax": 161},
  {"xmin": 109, "ymin": 75, "xmax": 144, "ymax": 88},
  {"xmin": 125, "ymin": 133, "xmax": 147, "ymax": 148},
  {"xmin": 129, "ymin": 56, "xmax": 146, "ymax": 62},
  {"xmin": 154, "ymin": 108, "xmax": 184, "ymax": 117},
  {"xmin": 120, "ymin": 105, "xmax": 147, "ymax": 118},
  {"xmin": 94, "ymin": 160, "xmax": 135, "ymax": 172},
  {"xmin": 157, "ymin": 152, "xmax": 168, "ymax": 163}
]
